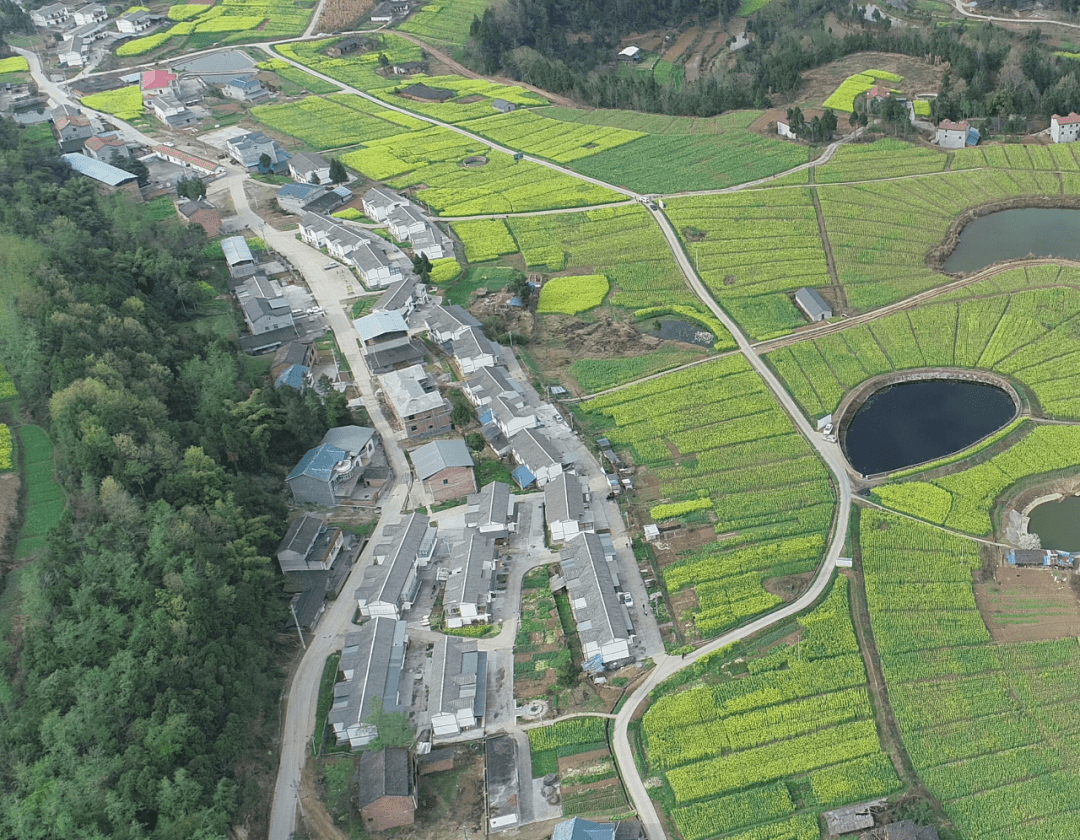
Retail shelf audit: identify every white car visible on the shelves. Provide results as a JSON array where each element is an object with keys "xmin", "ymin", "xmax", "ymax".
[
  {"xmin": 823, "ymin": 423, "xmax": 834, "ymax": 435},
  {"xmin": 621, "ymin": 592, "xmax": 634, "ymax": 608},
  {"xmin": 324, "ymin": 262, "xmax": 338, "ymax": 270},
  {"xmin": 307, "ymin": 306, "xmax": 325, "ymax": 316}
]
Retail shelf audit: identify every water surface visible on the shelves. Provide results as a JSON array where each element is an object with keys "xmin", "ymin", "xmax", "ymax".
[
  {"xmin": 945, "ymin": 208, "xmax": 1080, "ymax": 273},
  {"xmin": 1027, "ymin": 495, "xmax": 1080, "ymax": 552},
  {"xmin": 844, "ymin": 379, "xmax": 1016, "ymax": 475}
]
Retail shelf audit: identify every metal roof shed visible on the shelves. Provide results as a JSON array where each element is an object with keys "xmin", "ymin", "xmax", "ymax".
[{"xmin": 794, "ymin": 287, "xmax": 832, "ymax": 322}]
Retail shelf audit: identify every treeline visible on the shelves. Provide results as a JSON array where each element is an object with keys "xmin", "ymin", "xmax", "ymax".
[
  {"xmin": 469, "ymin": 0, "xmax": 1080, "ymax": 121},
  {"xmin": 0, "ymin": 118, "xmax": 351, "ymax": 839}
]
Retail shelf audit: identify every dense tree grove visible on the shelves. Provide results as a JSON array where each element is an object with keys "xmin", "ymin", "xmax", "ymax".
[
  {"xmin": 466, "ymin": 0, "xmax": 1080, "ymax": 121},
  {"xmin": 0, "ymin": 120, "xmax": 347, "ymax": 839}
]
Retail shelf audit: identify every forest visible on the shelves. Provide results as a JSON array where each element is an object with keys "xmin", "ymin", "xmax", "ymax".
[
  {"xmin": 0, "ymin": 118, "xmax": 354, "ymax": 840},
  {"xmin": 466, "ymin": 0, "xmax": 1080, "ymax": 120}
]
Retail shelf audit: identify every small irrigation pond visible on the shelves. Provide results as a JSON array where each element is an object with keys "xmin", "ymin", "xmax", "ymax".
[
  {"xmin": 639, "ymin": 316, "xmax": 715, "ymax": 347},
  {"xmin": 1027, "ymin": 496, "xmax": 1080, "ymax": 552},
  {"xmin": 842, "ymin": 378, "xmax": 1018, "ymax": 476},
  {"xmin": 944, "ymin": 208, "xmax": 1080, "ymax": 273}
]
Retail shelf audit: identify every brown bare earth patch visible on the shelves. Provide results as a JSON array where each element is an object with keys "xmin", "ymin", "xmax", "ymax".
[
  {"xmin": 558, "ymin": 747, "xmax": 610, "ymax": 772},
  {"xmin": 0, "ymin": 472, "xmax": 21, "ymax": 567},
  {"xmin": 649, "ymin": 523, "xmax": 720, "ymax": 562},
  {"xmin": 776, "ymin": 52, "xmax": 948, "ymax": 111},
  {"xmin": 664, "ymin": 27, "xmax": 700, "ymax": 62},
  {"xmin": 974, "ymin": 566, "xmax": 1080, "ymax": 642},
  {"xmin": 750, "ymin": 107, "xmax": 827, "ymax": 134},
  {"xmin": 762, "ymin": 571, "xmax": 814, "ymax": 603},
  {"xmin": 313, "ymin": 0, "xmax": 374, "ymax": 34}
]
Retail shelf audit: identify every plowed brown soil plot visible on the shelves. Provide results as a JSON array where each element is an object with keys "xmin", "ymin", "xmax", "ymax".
[
  {"xmin": 775, "ymin": 51, "xmax": 948, "ymax": 111},
  {"xmin": 974, "ymin": 567, "xmax": 1080, "ymax": 642}
]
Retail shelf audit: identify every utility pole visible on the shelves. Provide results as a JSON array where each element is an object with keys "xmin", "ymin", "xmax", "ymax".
[{"xmin": 290, "ymin": 600, "xmax": 307, "ymax": 649}]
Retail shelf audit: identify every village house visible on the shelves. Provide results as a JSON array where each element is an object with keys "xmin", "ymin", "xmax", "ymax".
[
  {"xmin": 140, "ymin": 69, "xmax": 177, "ymax": 98},
  {"xmin": 935, "ymin": 118, "xmax": 969, "ymax": 150},
  {"xmin": 1051, "ymin": 112, "xmax": 1080, "ymax": 143},
  {"xmin": 276, "ymin": 514, "xmax": 345, "ymax": 574},
  {"xmin": 222, "ymin": 236, "xmax": 257, "ymax": 278},
  {"xmin": 299, "ymin": 214, "xmax": 406, "ymax": 287},
  {"xmin": 54, "ymin": 114, "xmax": 93, "ymax": 145},
  {"xmin": 274, "ymin": 363, "xmax": 308, "ymax": 392},
  {"xmin": 270, "ymin": 341, "xmax": 316, "ymax": 382},
  {"xmin": 83, "ymin": 132, "xmax": 130, "ymax": 160},
  {"xmin": 544, "ymin": 471, "xmax": 593, "ymax": 543},
  {"xmin": 387, "ymin": 203, "xmax": 428, "ymax": 241},
  {"xmin": 326, "ymin": 34, "xmax": 372, "ymax": 57},
  {"xmin": 236, "ymin": 275, "xmax": 293, "ymax": 335},
  {"xmin": 221, "ymin": 77, "xmax": 270, "ymax": 102},
  {"xmin": 286, "ymin": 426, "xmax": 377, "ymax": 507},
  {"xmin": 449, "ymin": 326, "xmax": 499, "ymax": 375},
  {"xmin": 379, "ymin": 364, "xmax": 453, "ymax": 438},
  {"xmin": 442, "ymin": 530, "xmax": 496, "ymax": 627},
  {"xmin": 31, "ymin": 3, "xmax": 71, "ymax": 27},
  {"xmin": 355, "ymin": 749, "xmax": 418, "ymax": 831},
  {"xmin": 72, "ymin": 3, "xmax": 108, "ymax": 26},
  {"xmin": 152, "ymin": 145, "xmax": 225, "ymax": 177},
  {"xmin": 480, "ymin": 392, "xmax": 537, "ymax": 439},
  {"xmin": 465, "ymin": 481, "xmax": 517, "ymax": 541},
  {"xmin": 227, "ymin": 130, "xmax": 288, "ymax": 169},
  {"xmin": 371, "ymin": 0, "xmax": 410, "ymax": 23},
  {"xmin": 776, "ymin": 118, "xmax": 796, "ymax": 139},
  {"xmin": 399, "ymin": 82, "xmax": 454, "ymax": 103},
  {"xmin": 116, "ymin": 9, "xmax": 155, "ymax": 33},
  {"xmin": 428, "ymin": 635, "xmax": 487, "ymax": 738},
  {"xmin": 374, "ymin": 276, "xmax": 428, "ymax": 321},
  {"xmin": 61, "ymin": 153, "xmax": 142, "ymax": 201},
  {"xmin": 176, "ymin": 198, "xmax": 221, "ymax": 237},
  {"xmin": 509, "ymin": 427, "xmax": 567, "ymax": 487},
  {"xmin": 558, "ymin": 532, "xmax": 634, "ymax": 668},
  {"xmin": 362, "ymin": 186, "xmax": 409, "ymax": 221},
  {"xmin": 58, "ymin": 36, "xmax": 89, "ymax": 68},
  {"xmin": 410, "ymin": 224, "xmax": 451, "ymax": 260},
  {"xmin": 355, "ymin": 512, "xmax": 437, "ymax": 618},
  {"xmin": 329, "ymin": 617, "xmax": 408, "ymax": 748},
  {"xmin": 391, "ymin": 61, "xmax": 426, "ymax": 76},
  {"xmin": 410, "ymin": 438, "xmax": 476, "ymax": 503},
  {"xmin": 425, "ymin": 304, "xmax": 482, "ymax": 344},
  {"xmin": 149, "ymin": 94, "xmax": 198, "ymax": 129},
  {"xmin": 288, "ymin": 151, "xmax": 331, "ymax": 184},
  {"xmin": 463, "ymin": 365, "xmax": 520, "ymax": 409},
  {"xmin": 355, "ymin": 310, "xmax": 425, "ymax": 374}
]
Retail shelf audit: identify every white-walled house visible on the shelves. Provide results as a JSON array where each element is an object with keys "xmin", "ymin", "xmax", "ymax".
[
  {"xmin": 1051, "ymin": 113, "xmax": 1080, "ymax": 143},
  {"xmin": 559, "ymin": 532, "xmax": 633, "ymax": 667},
  {"xmin": 935, "ymin": 119, "xmax": 968, "ymax": 150},
  {"xmin": 355, "ymin": 513, "xmax": 437, "ymax": 618},
  {"xmin": 443, "ymin": 531, "xmax": 497, "ymax": 627},
  {"xmin": 465, "ymin": 481, "xmax": 517, "ymax": 541},
  {"xmin": 776, "ymin": 118, "xmax": 796, "ymax": 139},
  {"xmin": 544, "ymin": 472, "xmax": 593, "ymax": 543},
  {"xmin": 450, "ymin": 327, "xmax": 499, "ymax": 375}
]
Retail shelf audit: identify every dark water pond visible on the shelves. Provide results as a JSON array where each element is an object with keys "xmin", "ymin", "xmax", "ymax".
[
  {"xmin": 844, "ymin": 379, "xmax": 1016, "ymax": 475},
  {"xmin": 944, "ymin": 208, "xmax": 1080, "ymax": 273},
  {"xmin": 639, "ymin": 316, "xmax": 714, "ymax": 347},
  {"xmin": 1027, "ymin": 495, "xmax": 1080, "ymax": 552}
]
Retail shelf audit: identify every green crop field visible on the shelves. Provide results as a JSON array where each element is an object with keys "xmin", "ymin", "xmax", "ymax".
[
  {"xmin": 666, "ymin": 189, "xmax": 831, "ymax": 339},
  {"xmin": 506, "ymin": 206, "xmax": 705, "ymax": 309},
  {"xmin": 15, "ymin": 425, "xmax": 65, "ymax": 559},
  {"xmin": 822, "ymin": 69, "xmax": 903, "ymax": 111},
  {"xmin": 571, "ymin": 132, "xmax": 808, "ymax": 194},
  {"xmin": 861, "ymin": 509, "xmax": 1080, "ymax": 840},
  {"xmin": 339, "ymin": 126, "xmax": 621, "ymax": 215},
  {"xmin": 643, "ymin": 579, "xmax": 899, "ymax": 839},
  {"xmin": 450, "ymin": 219, "xmax": 518, "ymax": 263},
  {"xmin": 537, "ymin": 274, "xmax": 609, "ymax": 315},
  {"xmin": 460, "ymin": 110, "xmax": 644, "ymax": 163},
  {"xmin": 569, "ymin": 347, "xmax": 705, "ymax": 393},
  {"xmin": 276, "ymin": 35, "xmax": 426, "ymax": 92},
  {"xmin": 252, "ymin": 95, "xmax": 410, "ymax": 149},
  {"xmin": 582, "ymin": 357, "xmax": 834, "ymax": 637},
  {"xmin": 539, "ymin": 106, "xmax": 763, "ymax": 133},
  {"xmin": 767, "ymin": 267, "xmax": 1080, "ymax": 420},
  {"xmin": 397, "ymin": 0, "xmax": 492, "ymax": 46},
  {"xmin": 80, "ymin": 85, "xmax": 143, "ymax": 119}
]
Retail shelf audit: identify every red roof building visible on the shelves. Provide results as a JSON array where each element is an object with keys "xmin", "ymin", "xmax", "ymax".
[
  {"xmin": 865, "ymin": 84, "xmax": 892, "ymax": 99},
  {"xmin": 141, "ymin": 69, "xmax": 177, "ymax": 92},
  {"xmin": 152, "ymin": 145, "xmax": 223, "ymax": 176},
  {"xmin": 937, "ymin": 119, "xmax": 969, "ymax": 132}
]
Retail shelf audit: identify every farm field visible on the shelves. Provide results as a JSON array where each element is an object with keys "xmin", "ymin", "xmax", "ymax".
[
  {"xmin": 539, "ymin": 106, "xmax": 764, "ymax": 133},
  {"xmin": 251, "ymin": 95, "xmax": 411, "ymax": 149},
  {"xmin": 571, "ymin": 132, "xmax": 809, "ymax": 194},
  {"xmin": 822, "ymin": 69, "xmax": 903, "ymax": 111},
  {"xmin": 14, "ymin": 425, "xmax": 64, "ymax": 560},
  {"xmin": 766, "ymin": 267, "xmax": 1080, "ymax": 420},
  {"xmin": 338, "ymin": 126, "xmax": 622, "ymax": 214},
  {"xmin": 460, "ymin": 110, "xmax": 644, "ymax": 164},
  {"xmin": 861, "ymin": 509, "xmax": 1080, "ymax": 840},
  {"xmin": 514, "ymin": 567, "xmax": 569, "ymax": 702},
  {"xmin": 504, "ymin": 205, "xmax": 706, "ymax": 310},
  {"xmin": 527, "ymin": 718, "xmax": 631, "ymax": 819},
  {"xmin": 276, "ymin": 35, "xmax": 426, "ymax": 92},
  {"xmin": 568, "ymin": 347, "xmax": 705, "ymax": 393},
  {"xmin": 397, "ymin": 0, "xmax": 490, "ymax": 46},
  {"xmin": 80, "ymin": 85, "xmax": 143, "ymax": 119},
  {"xmin": 813, "ymin": 137, "xmax": 947, "ymax": 183},
  {"xmin": 581, "ymin": 357, "xmax": 834, "ymax": 638},
  {"xmin": 642, "ymin": 579, "xmax": 899, "ymax": 840},
  {"xmin": 666, "ymin": 189, "xmax": 831, "ymax": 339},
  {"xmin": 537, "ymin": 274, "xmax": 609, "ymax": 315},
  {"xmin": 871, "ymin": 424, "xmax": 1080, "ymax": 536}
]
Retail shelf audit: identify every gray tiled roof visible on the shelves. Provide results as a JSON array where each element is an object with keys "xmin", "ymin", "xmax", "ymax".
[
  {"xmin": 355, "ymin": 310, "xmax": 408, "ymax": 342},
  {"xmin": 545, "ymin": 472, "xmax": 585, "ymax": 525},
  {"xmin": 443, "ymin": 531, "xmax": 495, "ymax": 612},
  {"xmin": 429, "ymin": 634, "xmax": 487, "ymax": 719},
  {"xmin": 329, "ymin": 617, "xmax": 407, "ymax": 735},
  {"xmin": 410, "ymin": 438, "xmax": 474, "ymax": 481},
  {"xmin": 380, "ymin": 365, "xmax": 445, "ymax": 416},
  {"xmin": 464, "ymin": 366, "xmax": 519, "ymax": 403},
  {"xmin": 450, "ymin": 327, "xmax": 496, "ymax": 362},
  {"xmin": 511, "ymin": 427, "xmax": 562, "ymax": 471},
  {"xmin": 465, "ymin": 481, "xmax": 514, "ymax": 530},
  {"xmin": 356, "ymin": 748, "xmax": 412, "ymax": 809},
  {"xmin": 355, "ymin": 512, "xmax": 434, "ymax": 609},
  {"xmin": 560, "ymin": 532, "xmax": 628, "ymax": 654},
  {"xmin": 320, "ymin": 426, "xmax": 375, "ymax": 457}
]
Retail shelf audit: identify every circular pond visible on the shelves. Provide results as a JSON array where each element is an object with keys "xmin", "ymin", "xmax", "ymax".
[
  {"xmin": 1027, "ymin": 495, "xmax": 1080, "ymax": 552},
  {"xmin": 843, "ymin": 378, "xmax": 1017, "ymax": 475},
  {"xmin": 944, "ymin": 208, "xmax": 1080, "ymax": 273}
]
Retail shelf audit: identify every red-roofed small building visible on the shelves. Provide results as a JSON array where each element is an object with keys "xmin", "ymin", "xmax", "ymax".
[
  {"xmin": 1051, "ymin": 113, "xmax": 1080, "ymax": 144},
  {"xmin": 176, "ymin": 199, "xmax": 222, "ymax": 237},
  {"xmin": 84, "ymin": 133, "xmax": 130, "ymax": 160},
  {"xmin": 141, "ymin": 69, "xmax": 177, "ymax": 97},
  {"xmin": 935, "ymin": 118, "xmax": 969, "ymax": 149},
  {"xmin": 865, "ymin": 84, "xmax": 892, "ymax": 101},
  {"xmin": 152, "ymin": 145, "xmax": 225, "ymax": 177}
]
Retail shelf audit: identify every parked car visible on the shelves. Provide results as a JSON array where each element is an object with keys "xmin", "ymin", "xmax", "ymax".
[{"xmin": 621, "ymin": 592, "xmax": 634, "ymax": 608}]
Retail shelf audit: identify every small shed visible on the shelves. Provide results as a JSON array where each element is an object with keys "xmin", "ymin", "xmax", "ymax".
[
  {"xmin": 618, "ymin": 46, "xmax": 642, "ymax": 62},
  {"xmin": 794, "ymin": 287, "xmax": 832, "ymax": 322},
  {"xmin": 399, "ymin": 83, "xmax": 454, "ymax": 102},
  {"xmin": 492, "ymin": 98, "xmax": 515, "ymax": 113}
]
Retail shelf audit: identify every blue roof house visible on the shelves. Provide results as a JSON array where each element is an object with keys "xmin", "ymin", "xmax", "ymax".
[
  {"xmin": 553, "ymin": 819, "xmax": 616, "ymax": 840},
  {"xmin": 287, "ymin": 443, "xmax": 364, "ymax": 506},
  {"xmin": 275, "ymin": 363, "xmax": 309, "ymax": 392}
]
